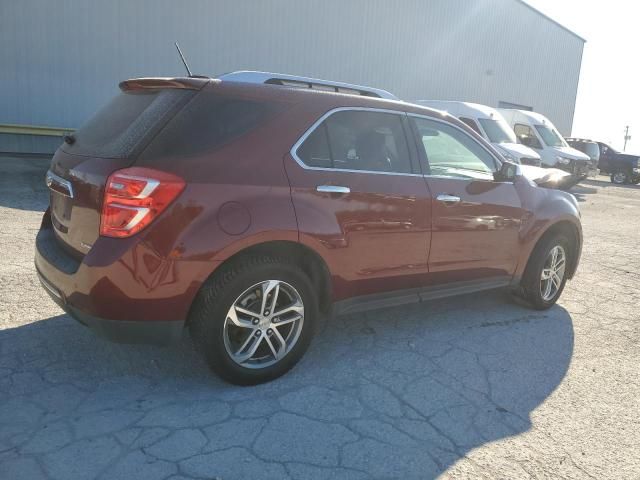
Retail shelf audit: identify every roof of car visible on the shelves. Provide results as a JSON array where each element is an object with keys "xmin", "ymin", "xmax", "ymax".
[
  {"xmin": 119, "ymin": 74, "xmax": 478, "ymax": 140},
  {"xmin": 566, "ymin": 137, "xmax": 598, "ymax": 144},
  {"xmin": 209, "ymin": 76, "xmax": 451, "ymax": 118},
  {"xmin": 497, "ymin": 108, "xmax": 554, "ymax": 126},
  {"xmin": 413, "ymin": 100, "xmax": 501, "ymax": 120}
]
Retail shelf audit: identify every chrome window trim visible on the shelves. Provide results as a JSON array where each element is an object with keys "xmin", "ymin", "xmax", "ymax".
[
  {"xmin": 407, "ymin": 112, "xmax": 503, "ymax": 175},
  {"xmin": 290, "ymin": 107, "xmax": 423, "ymax": 178},
  {"xmin": 45, "ymin": 170, "xmax": 74, "ymax": 198}
]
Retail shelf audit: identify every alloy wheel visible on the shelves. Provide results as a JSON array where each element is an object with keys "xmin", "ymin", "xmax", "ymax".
[
  {"xmin": 540, "ymin": 245, "xmax": 566, "ymax": 302},
  {"xmin": 612, "ymin": 172, "xmax": 628, "ymax": 184},
  {"xmin": 223, "ymin": 280, "xmax": 304, "ymax": 369}
]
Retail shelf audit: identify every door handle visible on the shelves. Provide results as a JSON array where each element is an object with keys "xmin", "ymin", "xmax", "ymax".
[
  {"xmin": 316, "ymin": 185, "xmax": 351, "ymax": 194},
  {"xmin": 436, "ymin": 194, "xmax": 461, "ymax": 204}
]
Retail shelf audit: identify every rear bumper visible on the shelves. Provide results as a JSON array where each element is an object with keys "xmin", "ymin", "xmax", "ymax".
[
  {"xmin": 33, "ymin": 211, "xmax": 210, "ymax": 345},
  {"xmin": 36, "ymin": 264, "xmax": 184, "ymax": 345}
]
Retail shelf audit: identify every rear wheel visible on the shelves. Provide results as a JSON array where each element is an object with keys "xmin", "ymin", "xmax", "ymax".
[
  {"xmin": 611, "ymin": 170, "xmax": 630, "ymax": 184},
  {"xmin": 189, "ymin": 255, "xmax": 317, "ymax": 385},
  {"xmin": 518, "ymin": 234, "xmax": 571, "ymax": 310}
]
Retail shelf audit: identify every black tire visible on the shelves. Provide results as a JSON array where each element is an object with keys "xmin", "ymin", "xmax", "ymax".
[
  {"xmin": 518, "ymin": 233, "xmax": 572, "ymax": 310},
  {"xmin": 611, "ymin": 170, "xmax": 630, "ymax": 184},
  {"xmin": 189, "ymin": 255, "xmax": 318, "ymax": 385}
]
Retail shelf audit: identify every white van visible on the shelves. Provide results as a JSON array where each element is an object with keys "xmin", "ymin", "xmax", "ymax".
[
  {"xmin": 497, "ymin": 109, "xmax": 596, "ymax": 177},
  {"xmin": 414, "ymin": 101, "xmax": 542, "ymax": 166}
]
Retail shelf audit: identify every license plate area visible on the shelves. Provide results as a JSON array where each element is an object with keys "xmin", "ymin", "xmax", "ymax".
[{"xmin": 50, "ymin": 191, "xmax": 73, "ymax": 233}]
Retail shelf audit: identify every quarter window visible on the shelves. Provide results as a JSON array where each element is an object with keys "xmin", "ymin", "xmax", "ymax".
[
  {"xmin": 296, "ymin": 124, "xmax": 332, "ymax": 168},
  {"xmin": 412, "ymin": 117, "xmax": 497, "ymax": 179},
  {"xmin": 296, "ymin": 110, "xmax": 412, "ymax": 174}
]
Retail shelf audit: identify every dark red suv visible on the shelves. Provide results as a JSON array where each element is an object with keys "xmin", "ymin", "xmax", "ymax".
[{"xmin": 35, "ymin": 72, "xmax": 582, "ymax": 384}]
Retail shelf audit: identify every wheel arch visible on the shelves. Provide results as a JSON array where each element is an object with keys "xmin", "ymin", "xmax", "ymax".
[
  {"xmin": 189, "ymin": 240, "xmax": 333, "ymax": 322},
  {"xmin": 523, "ymin": 220, "xmax": 582, "ymax": 282}
]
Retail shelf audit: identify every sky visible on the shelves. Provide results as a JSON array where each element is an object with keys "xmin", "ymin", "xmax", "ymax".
[{"xmin": 523, "ymin": 0, "xmax": 640, "ymax": 152}]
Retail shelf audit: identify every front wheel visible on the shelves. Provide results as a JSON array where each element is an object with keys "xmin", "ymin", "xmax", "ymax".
[
  {"xmin": 189, "ymin": 255, "xmax": 317, "ymax": 385},
  {"xmin": 518, "ymin": 234, "xmax": 571, "ymax": 310},
  {"xmin": 611, "ymin": 170, "xmax": 630, "ymax": 184}
]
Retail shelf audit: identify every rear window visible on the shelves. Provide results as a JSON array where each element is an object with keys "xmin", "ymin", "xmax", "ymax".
[
  {"xmin": 139, "ymin": 92, "xmax": 280, "ymax": 160},
  {"xmin": 62, "ymin": 89, "xmax": 195, "ymax": 158}
]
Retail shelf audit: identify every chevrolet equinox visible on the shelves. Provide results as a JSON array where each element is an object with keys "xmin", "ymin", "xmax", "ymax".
[{"xmin": 35, "ymin": 72, "xmax": 582, "ymax": 384}]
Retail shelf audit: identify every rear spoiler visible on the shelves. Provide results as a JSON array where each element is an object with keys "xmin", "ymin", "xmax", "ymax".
[{"xmin": 119, "ymin": 77, "xmax": 212, "ymax": 92}]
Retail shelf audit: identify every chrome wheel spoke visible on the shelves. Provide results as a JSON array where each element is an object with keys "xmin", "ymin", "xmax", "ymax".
[
  {"xmin": 264, "ymin": 334, "xmax": 285, "ymax": 360},
  {"xmin": 540, "ymin": 245, "xmax": 567, "ymax": 301},
  {"xmin": 272, "ymin": 313, "xmax": 302, "ymax": 327},
  {"xmin": 260, "ymin": 280, "xmax": 280, "ymax": 315},
  {"xmin": 273, "ymin": 302, "xmax": 304, "ymax": 318},
  {"xmin": 227, "ymin": 308, "xmax": 255, "ymax": 329},
  {"xmin": 272, "ymin": 327, "xmax": 287, "ymax": 357},
  {"xmin": 235, "ymin": 329, "xmax": 258, "ymax": 355},
  {"xmin": 234, "ymin": 332, "xmax": 263, "ymax": 363},
  {"xmin": 235, "ymin": 305, "xmax": 259, "ymax": 318}
]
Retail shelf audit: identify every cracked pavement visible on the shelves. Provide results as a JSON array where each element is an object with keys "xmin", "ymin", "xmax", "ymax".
[{"xmin": 1, "ymin": 156, "xmax": 639, "ymax": 479}]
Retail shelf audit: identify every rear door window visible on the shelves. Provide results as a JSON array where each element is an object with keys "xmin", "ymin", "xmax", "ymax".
[
  {"xmin": 296, "ymin": 110, "xmax": 413, "ymax": 174},
  {"xmin": 62, "ymin": 90, "xmax": 195, "ymax": 158}
]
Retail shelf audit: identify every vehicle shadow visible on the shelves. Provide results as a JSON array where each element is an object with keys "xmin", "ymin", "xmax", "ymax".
[
  {"xmin": 581, "ymin": 177, "xmax": 639, "ymax": 190},
  {"xmin": 0, "ymin": 156, "xmax": 50, "ymax": 211},
  {"xmin": 570, "ymin": 183, "xmax": 599, "ymax": 202},
  {"xmin": 0, "ymin": 291, "xmax": 573, "ymax": 479}
]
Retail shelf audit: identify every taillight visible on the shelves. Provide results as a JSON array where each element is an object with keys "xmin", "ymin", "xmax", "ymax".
[{"xmin": 100, "ymin": 167, "xmax": 185, "ymax": 238}]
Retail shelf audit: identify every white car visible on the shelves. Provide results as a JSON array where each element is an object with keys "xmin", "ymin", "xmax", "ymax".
[
  {"xmin": 414, "ymin": 101, "xmax": 542, "ymax": 166},
  {"xmin": 497, "ymin": 109, "xmax": 596, "ymax": 178}
]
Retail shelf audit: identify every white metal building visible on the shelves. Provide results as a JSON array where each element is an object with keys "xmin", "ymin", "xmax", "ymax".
[{"xmin": 0, "ymin": 0, "xmax": 585, "ymax": 154}]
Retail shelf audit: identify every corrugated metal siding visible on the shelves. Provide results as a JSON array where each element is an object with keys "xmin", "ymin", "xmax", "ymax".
[{"xmin": 0, "ymin": 0, "xmax": 583, "ymax": 144}]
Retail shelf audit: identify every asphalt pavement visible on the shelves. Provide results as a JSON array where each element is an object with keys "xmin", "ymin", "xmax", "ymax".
[{"xmin": 0, "ymin": 156, "xmax": 638, "ymax": 479}]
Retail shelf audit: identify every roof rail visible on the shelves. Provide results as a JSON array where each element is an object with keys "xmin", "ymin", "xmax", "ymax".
[{"xmin": 218, "ymin": 71, "xmax": 398, "ymax": 100}]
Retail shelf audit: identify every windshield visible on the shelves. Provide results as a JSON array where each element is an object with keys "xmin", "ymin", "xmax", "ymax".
[
  {"xmin": 478, "ymin": 118, "xmax": 517, "ymax": 144},
  {"xmin": 534, "ymin": 124, "xmax": 567, "ymax": 148}
]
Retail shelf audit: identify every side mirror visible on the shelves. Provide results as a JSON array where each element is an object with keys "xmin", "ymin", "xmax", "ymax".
[{"xmin": 494, "ymin": 161, "xmax": 519, "ymax": 182}]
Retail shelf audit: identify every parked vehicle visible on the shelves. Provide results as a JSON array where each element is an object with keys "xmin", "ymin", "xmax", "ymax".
[
  {"xmin": 567, "ymin": 139, "xmax": 640, "ymax": 184},
  {"xmin": 565, "ymin": 138, "xmax": 601, "ymax": 177},
  {"xmin": 36, "ymin": 72, "xmax": 583, "ymax": 384},
  {"xmin": 498, "ymin": 109, "xmax": 595, "ymax": 184},
  {"xmin": 415, "ymin": 101, "xmax": 542, "ymax": 166}
]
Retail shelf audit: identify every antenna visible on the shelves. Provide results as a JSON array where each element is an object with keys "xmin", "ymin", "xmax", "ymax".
[{"xmin": 174, "ymin": 42, "xmax": 193, "ymax": 77}]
